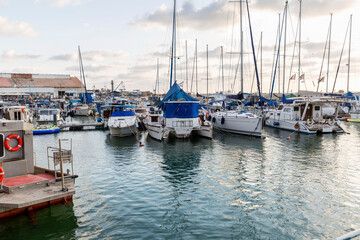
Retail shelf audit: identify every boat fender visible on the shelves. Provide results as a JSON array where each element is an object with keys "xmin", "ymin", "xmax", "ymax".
[
  {"xmin": 327, "ymin": 118, "xmax": 334, "ymax": 125},
  {"xmin": 212, "ymin": 117, "xmax": 216, "ymax": 123},
  {"xmin": 4, "ymin": 134, "xmax": 23, "ymax": 152},
  {"xmin": 0, "ymin": 166, "xmax": 4, "ymax": 183},
  {"xmin": 306, "ymin": 119, "xmax": 312, "ymax": 126},
  {"xmin": 21, "ymin": 108, "xmax": 25, "ymax": 113},
  {"xmin": 221, "ymin": 117, "xmax": 225, "ymax": 125}
]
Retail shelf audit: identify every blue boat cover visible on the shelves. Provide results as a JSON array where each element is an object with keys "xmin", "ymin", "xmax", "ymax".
[
  {"xmin": 281, "ymin": 94, "xmax": 295, "ymax": 103},
  {"xmin": 160, "ymin": 82, "xmax": 199, "ymax": 107},
  {"xmin": 111, "ymin": 111, "xmax": 135, "ymax": 117},
  {"xmin": 163, "ymin": 102, "xmax": 199, "ymax": 118}
]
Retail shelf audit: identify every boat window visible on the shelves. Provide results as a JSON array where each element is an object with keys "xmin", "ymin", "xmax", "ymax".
[
  {"xmin": 294, "ymin": 106, "xmax": 299, "ymax": 111},
  {"xmin": 314, "ymin": 106, "xmax": 321, "ymax": 111},
  {"xmin": 135, "ymin": 109, "xmax": 147, "ymax": 113},
  {"xmin": 284, "ymin": 108, "xmax": 291, "ymax": 112},
  {"xmin": 278, "ymin": 105, "xmax": 284, "ymax": 111},
  {"xmin": 40, "ymin": 110, "xmax": 49, "ymax": 115}
]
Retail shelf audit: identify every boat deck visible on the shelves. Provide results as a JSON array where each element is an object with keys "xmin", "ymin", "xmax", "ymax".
[{"xmin": 0, "ymin": 173, "xmax": 75, "ymax": 218}]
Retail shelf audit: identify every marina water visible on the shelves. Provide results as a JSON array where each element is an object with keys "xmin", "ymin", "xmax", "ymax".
[{"xmin": 1, "ymin": 119, "xmax": 360, "ymax": 239}]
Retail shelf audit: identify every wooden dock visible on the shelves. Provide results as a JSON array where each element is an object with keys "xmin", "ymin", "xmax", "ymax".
[{"xmin": 61, "ymin": 122, "xmax": 105, "ymax": 131}]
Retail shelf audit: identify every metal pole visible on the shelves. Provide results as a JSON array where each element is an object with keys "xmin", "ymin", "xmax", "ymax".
[
  {"xmin": 221, "ymin": 46, "xmax": 224, "ymax": 93},
  {"xmin": 298, "ymin": 0, "xmax": 302, "ymax": 96},
  {"xmin": 260, "ymin": 32, "xmax": 263, "ymax": 93},
  {"xmin": 283, "ymin": 1, "xmax": 288, "ymax": 94},
  {"xmin": 347, "ymin": 14, "xmax": 352, "ymax": 93},
  {"xmin": 207, "ymin": 44, "xmax": 209, "ymax": 106},
  {"xmin": 59, "ymin": 139, "xmax": 66, "ymax": 191},
  {"xmin": 240, "ymin": 0, "xmax": 243, "ymax": 93},
  {"xmin": 196, "ymin": 39, "xmax": 198, "ymax": 94},
  {"xmin": 186, "ymin": 40, "xmax": 188, "ymax": 92},
  {"xmin": 278, "ymin": 13, "xmax": 281, "ymax": 94},
  {"xmin": 326, "ymin": 13, "xmax": 332, "ymax": 93}
]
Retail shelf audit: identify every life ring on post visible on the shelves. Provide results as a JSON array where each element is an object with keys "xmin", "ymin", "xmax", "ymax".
[
  {"xmin": 0, "ymin": 166, "xmax": 4, "ymax": 183},
  {"xmin": 205, "ymin": 112, "xmax": 209, "ymax": 120},
  {"xmin": 4, "ymin": 134, "xmax": 23, "ymax": 152}
]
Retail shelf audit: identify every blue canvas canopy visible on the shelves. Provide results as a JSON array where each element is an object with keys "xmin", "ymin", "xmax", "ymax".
[
  {"xmin": 161, "ymin": 82, "xmax": 199, "ymax": 119},
  {"xmin": 160, "ymin": 82, "xmax": 199, "ymax": 107}
]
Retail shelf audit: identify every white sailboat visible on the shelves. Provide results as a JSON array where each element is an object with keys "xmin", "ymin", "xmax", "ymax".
[{"xmin": 211, "ymin": 0, "xmax": 263, "ymax": 137}]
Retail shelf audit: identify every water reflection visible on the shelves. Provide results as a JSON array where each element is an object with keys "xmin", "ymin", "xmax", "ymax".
[{"xmin": 0, "ymin": 203, "xmax": 78, "ymax": 240}]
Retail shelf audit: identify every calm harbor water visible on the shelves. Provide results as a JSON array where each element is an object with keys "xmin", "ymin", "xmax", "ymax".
[{"xmin": 1, "ymin": 118, "xmax": 360, "ymax": 239}]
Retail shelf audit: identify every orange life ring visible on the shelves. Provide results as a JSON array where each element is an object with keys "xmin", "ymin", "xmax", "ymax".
[
  {"xmin": 205, "ymin": 112, "xmax": 209, "ymax": 120},
  {"xmin": 4, "ymin": 134, "xmax": 23, "ymax": 152},
  {"xmin": 0, "ymin": 166, "xmax": 4, "ymax": 183}
]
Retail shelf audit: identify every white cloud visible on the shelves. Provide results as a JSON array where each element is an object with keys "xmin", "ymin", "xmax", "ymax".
[
  {"xmin": 35, "ymin": 0, "xmax": 89, "ymax": 8},
  {"xmin": 132, "ymin": 0, "xmax": 233, "ymax": 31},
  {"xmin": 0, "ymin": 16, "xmax": 37, "ymax": 37},
  {"xmin": 2, "ymin": 50, "xmax": 41, "ymax": 59}
]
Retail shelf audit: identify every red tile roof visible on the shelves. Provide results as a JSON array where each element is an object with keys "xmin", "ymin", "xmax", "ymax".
[{"xmin": 0, "ymin": 74, "xmax": 84, "ymax": 88}]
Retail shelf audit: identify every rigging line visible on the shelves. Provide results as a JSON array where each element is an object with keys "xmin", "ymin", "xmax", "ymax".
[
  {"xmin": 245, "ymin": 0, "xmax": 263, "ymax": 111},
  {"xmin": 250, "ymin": 35, "xmax": 262, "ymax": 94},
  {"xmin": 316, "ymin": 22, "xmax": 331, "ymax": 92},
  {"xmin": 269, "ymin": 14, "xmax": 280, "ymax": 95},
  {"xmin": 269, "ymin": 5, "xmax": 287, "ymax": 107},
  {"xmin": 190, "ymin": 40, "xmax": 196, "ymax": 95},
  {"xmin": 229, "ymin": 3, "xmax": 237, "ymax": 92},
  {"xmin": 332, "ymin": 17, "xmax": 350, "ymax": 93},
  {"xmin": 287, "ymin": 16, "xmax": 299, "ymax": 93}
]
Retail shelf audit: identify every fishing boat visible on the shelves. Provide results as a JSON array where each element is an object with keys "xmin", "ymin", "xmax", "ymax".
[
  {"xmin": 265, "ymin": 99, "xmax": 344, "ymax": 134},
  {"xmin": 33, "ymin": 126, "xmax": 60, "ymax": 135},
  {"xmin": 144, "ymin": 107, "xmax": 169, "ymax": 141},
  {"xmin": 36, "ymin": 108, "xmax": 63, "ymax": 127},
  {"xmin": 108, "ymin": 105, "xmax": 138, "ymax": 137},
  {"xmin": 73, "ymin": 103, "xmax": 90, "ymax": 116},
  {"xmin": 0, "ymin": 120, "xmax": 77, "ymax": 219},
  {"xmin": 210, "ymin": 100, "xmax": 263, "ymax": 137}
]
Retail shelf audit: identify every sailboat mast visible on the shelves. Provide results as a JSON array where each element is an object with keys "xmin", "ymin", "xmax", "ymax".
[
  {"xmin": 196, "ymin": 39, "xmax": 198, "ymax": 94},
  {"xmin": 260, "ymin": 31, "xmax": 263, "ymax": 93},
  {"xmin": 221, "ymin": 46, "xmax": 224, "ymax": 93},
  {"xmin": 326, "ymin": 13, "xmax": 332, "ymax": 93},
  {"xmin": 240, "ymin": 0, "xmax": 243, "ymax": 94},
  {"xmin": 186, "ymin": 40, "xmax": 188, "ymax": 92},
  {"xmin": 169, "ymin": 0, "xmax": 176, "ymax": 88},
  {"xmin": 207, "ymin": 44, "xmax": 209, "ymax": 106},
  {"xmin": 347, "ymin": 14, "xmax": 352, "ymax": 93},
  {"xmin": 283, "ymin": 1, "xmax": 288, "ymax": 95},
  {"xmin": 278, "ymin": 13, "xmax": 281, "ymax": 94},
  {"xmin": 78, "ymin": 45, "xmax": 87, "ymax": 104},
  {"xmin": 155, "ymin": 58, "xmax": 159, "ymax": 98},
  {"xmin": 298, "ymin": 0, "xmax": 302, "ymax": 96}
]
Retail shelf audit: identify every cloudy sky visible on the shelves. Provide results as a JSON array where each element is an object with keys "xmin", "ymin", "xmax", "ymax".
[{"xmin": 0, "ymin": 0, "xmax": 359, "ymax": 94}]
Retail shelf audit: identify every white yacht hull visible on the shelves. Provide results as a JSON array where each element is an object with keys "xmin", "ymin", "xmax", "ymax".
[
  {"xmin": 145, "ymin": 123, "xmax": 169, "ymax": 141},
  {"xmin": 108, "ymin": 116, "xmax": 138, "ymax": 137},
  {"xmin": 165, "ymin": 118, "xmax": 200, "ymax": 139},
  {"xmin": 195, "ymin": 125, "xmax": 213, "ymax": 139},
  {"xmin": 213, "ymin": 115, "xmax": 263, "ymax": 137},
  {"xmin": 265, "ymin": 118, "xmax": 344, "ymax": 134}
]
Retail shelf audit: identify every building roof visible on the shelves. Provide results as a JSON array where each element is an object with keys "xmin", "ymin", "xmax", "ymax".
[{"xmin": 0, "ymin": 73, "xmax": 84, "ymax": 88}]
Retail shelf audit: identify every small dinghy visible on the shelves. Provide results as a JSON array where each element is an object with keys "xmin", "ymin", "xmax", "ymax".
[{"xmin": 33, "ymin": 126, "xmax": 60, "ymax": 135}]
